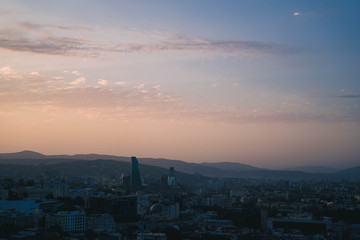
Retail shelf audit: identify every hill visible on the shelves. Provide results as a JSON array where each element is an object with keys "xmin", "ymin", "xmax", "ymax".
[
  {"xmin": 332, "ymin": 166, "xmax": 360, "ymax": 180},
  {"xmin": 1, "ymin": 151, "xmax": 359, "ymax": 180},
  {"xmin": 284, "ymin": 165, "xmax": 339, "ymax": 174},
  {"xmin": 201, "ymin": 162, "xmax": 262, "ymax": 172},
  {"xmin": 0, "ymin": 151, "xmax": 255, "ymax": 177},
  {"xmin": 0, "ymin": 150, "xmax": 47, "ymax": 160},
  {"xmin": 0, "ymin": 159, "xmax": 209, "ymax": 187}
]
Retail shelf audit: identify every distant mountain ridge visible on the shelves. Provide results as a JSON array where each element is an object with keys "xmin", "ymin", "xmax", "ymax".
[
  {"xmin": 0, "ymin": 150, "xmax": 359, "ymax": 180},
  {"xmin": 284, "ymin": 165, "xmax": 339, "ymax": 174},
  {"xmin": 0, "ymin": 159, "xmax": 209, "ymax": 187},
  {"xmin": 201, "ymin": 162, "xmax": 262, "ymax": 172},
  {"xmin": 0, "ymin": 150, "xmax": 47, "ymax": 159},
  {"xmin": 0, "ymin": 151, "xmax": 257, "ymax": 177}
]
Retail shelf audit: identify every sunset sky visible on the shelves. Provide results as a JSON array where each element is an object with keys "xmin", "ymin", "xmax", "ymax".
[{"xmin": 1, "ymin": 1, "xmax": 360, "ymax": 169}]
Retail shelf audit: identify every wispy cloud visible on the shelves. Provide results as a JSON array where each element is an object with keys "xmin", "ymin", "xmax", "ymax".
[
  {"xmin": 1, "ymin": 67, "xmax": 359, "ymax": 124},
  {"xmin": 152, "ymin": 85, "xmax": 160, "ymax": 90},
  {"xmin": 97, "ymin": 79, "xmax": 108, "ymax": 85},
  {"xmin": 313, "ymin": 93, "xmax": 360, "ymax": 99},
  {"xmin": 0, "ymin": 31, "xmax": 100, "ymax": 57},
  {"xmin": 134, "ymin": 83, "xmax": 145, "ymax": 89},
  {"xmin": 16, "ymin": 21, "xmax": 92, "ymax": 32},
  {"xmin": 70, "ymin": 77, "xmax": 86, "ymax": 85},
  {"xmin": 333, "ymin": 94, "xmax": 360, "ymax": 98},
  {"xmin": 115, "ymin": 81, "xmax": 127, "ymax": 86},
  {"xmin": 71, "ymin": 70, "xmax": 82, "ymax": 76},
  {"xmin": 110, "ymin": 37, "xmax": 304, "ymax": 56},
  {"xmin": 0, "ymin": 20, "xmax": 305, "ymax": 58}
]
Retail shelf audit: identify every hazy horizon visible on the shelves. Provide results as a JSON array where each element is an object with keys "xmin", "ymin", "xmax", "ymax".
[
  {"xmin": 0, "ymin": 149, "xmax": 357, "ymax": 170},
  {"xmin": 1, "ymin": 1, "xmax": 360, "ymax": 169}
]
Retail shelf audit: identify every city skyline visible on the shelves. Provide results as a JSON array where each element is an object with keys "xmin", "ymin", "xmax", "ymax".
[{"xmin": 1, "ymin": 1, "xmax": 360, "ymax": 168}]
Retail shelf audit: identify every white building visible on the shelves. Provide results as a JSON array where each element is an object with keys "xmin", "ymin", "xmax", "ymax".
[
  {"xmin": 44, "ymin": 180, "xmax": 69, "ymax": 198},
  {"xmin": 47, "ymin": 211, "xmax": 85, "ymax": 232},
  {"xmin": 148, "ymin": 202, "xmax": 179, "ymax": 220}
]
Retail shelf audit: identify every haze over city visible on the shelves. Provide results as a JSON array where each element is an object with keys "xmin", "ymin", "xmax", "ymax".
[{"xmin": 1, "ymin": 1, "xmax": 360, "ymax": 169}]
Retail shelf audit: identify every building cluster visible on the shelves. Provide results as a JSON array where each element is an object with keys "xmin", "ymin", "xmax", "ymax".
[{"xmin": 0, "ymin": 157, "xmax": 359, "ymax": 240}]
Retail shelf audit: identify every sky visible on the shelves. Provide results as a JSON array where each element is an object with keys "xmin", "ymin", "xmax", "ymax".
[{"xmin": 1, "ymin": 0, "xmax": 360, "ymax": 169}]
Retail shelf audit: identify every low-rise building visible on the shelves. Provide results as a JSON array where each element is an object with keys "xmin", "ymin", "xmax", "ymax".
[
  {"xmin": 47, "ymin": 211, "xmax": 85, "ymax": 232},
  {"xmin": 0, "ymin": 200, "xmax": 41, "ymax": 214},
  {"xmin": 87, "ymin": 214, "xmax": 116, "ymax": 232},
  {"xmin": 137, "ymin": 233, "xmax": 167, "ymax": 240}
]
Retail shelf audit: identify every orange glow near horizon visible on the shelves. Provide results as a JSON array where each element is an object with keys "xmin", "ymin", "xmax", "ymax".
[{"xmin": 1, "ymin": 1, "xmax": 360, "ymax": 169}]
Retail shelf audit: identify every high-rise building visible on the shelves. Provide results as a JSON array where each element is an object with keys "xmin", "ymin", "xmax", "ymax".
[
  {"xmin": 261, "ymin": 207, "xmax": 268, "ymax": 232},
  {"xmin": 168, "ymin": 167, "xmax": 176, "ymax": 187},
  {"xmin": 131, "ymin": 156, "xmax": 142, "ymax": 192},
  {"xmin": 160, "ymin": 175, "xmax": 168, "ymax": 186},
  {"xmin": 122, "ymin": 173, "xmax": 131, "ymax": 194}
]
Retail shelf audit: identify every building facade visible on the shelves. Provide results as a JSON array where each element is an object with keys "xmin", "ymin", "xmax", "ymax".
[
  {"xmin": 131, "ymin": 157, "xmax": 142, "ymax": 193},
  {"xmin": 47, "ymin": 211, "xmax": 86, "ymax": 232}
]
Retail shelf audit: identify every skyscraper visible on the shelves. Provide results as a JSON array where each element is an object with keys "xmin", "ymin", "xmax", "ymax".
[
  {"xmin": 121, "ymin": 173, "xmax": 131, "ymax": 194},
  {"xmin": 131, "ymin": 156, "xmax": 142, "ymax": 193},
  {"xmin": 168, "ymin": 167, "xmax": 176, "ymax": 187}
]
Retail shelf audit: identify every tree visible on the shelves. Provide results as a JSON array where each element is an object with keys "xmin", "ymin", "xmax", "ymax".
[
  {"xmin": 85, "ymin": 229, "xmax": 97, "ymax": 240},
  {"xmin": 0, "ymin": 223, "xmax": 19, "ymax": 238},
  {"xmin": 56, "ymin": 203, "xmax": 77, "ymax": 212},
  {"xmin": 163, "ymin": 227, "xmax": 183, "ymax": 240}
]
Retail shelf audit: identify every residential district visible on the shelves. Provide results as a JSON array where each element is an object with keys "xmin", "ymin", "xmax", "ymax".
[{"xmin": 0, "ymin": 157, "xmax": 359, "ymax": 240}]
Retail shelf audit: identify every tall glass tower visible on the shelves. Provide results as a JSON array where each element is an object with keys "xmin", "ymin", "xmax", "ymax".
[
  {"xmin": 168, "ymin": 167, "xmax": 176, "ymax": 186},
  {"xmin": 131, "ymin": 156, "xmax": 142, "ymax": 193}
]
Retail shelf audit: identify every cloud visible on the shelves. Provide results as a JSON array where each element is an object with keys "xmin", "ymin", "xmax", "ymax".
[
  {"xmin": 115, "ymin": 81, "xmax": 127, "ymax": 86},
  {"xmin": 98, "ymin": 79, "xmax": 108, "ymax": 85},
  {"xmin": 293, "ymin": 12, "xmax": 301, "ymax": 16},
  {"xmin": 134, "ymin": 83, "xmax": 145, "ymax": 89},
  {"xmin": 333, "ymin": 94, "xmax": 360, "ymax": 98},
  {"xmin": 16, "ymin": 21, "xmax": 92, "ymax": 32},
  {"xmin": 111, "ymin": 38, "xmax": 304, "ymax": 56},
  {"xmin": 152, "ymin": 85, "xmax": 160, "ymax": 90},
  {"xmin": 16, "ymin": 22, "xmax": 42, "ymax": 31},
  {"xmin": 315, "ymin": 93, "xmax": 360, "ymax": 99},
  {"xmin": 0, "ymin": 32, "xmax": 100, "ymax": 57},
  {"xmin": 50, "ymin": 25, "xmax": 92, "ymax": 31},
  {"xmin": 2, "ymin": 68, "xmax": 358, "ymax": 124},
  {"xmin": 70, "ymin": 77, "xmax": 86, "ymax": 85},
  {"xmin": 0, "ymin": 20, "xmax": 305, "ymax": 58},
  {"xmin": 0, "ymin": 66, "xmax": 14, "ymax": 75},
  {"xmin": 0, "ymin": 68, "xmax": 184, "ymax": 114},
  {"xmin": 71, "ymin": 70, "xmax": 81, "ymax": 76},
  {"xmin": 211, "ymin": 83, "xmax": 217, "ymax": 88}
]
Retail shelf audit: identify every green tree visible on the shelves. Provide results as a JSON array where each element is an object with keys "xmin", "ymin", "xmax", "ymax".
[
  {"xmin": 56, "ymin": 203, "xmax": 77, "ymax": 212},
  {"xmin": 0, "ymin": 223, "xmax": 19, "ymax": 238},
  {"xmin": 163, "ymin": 227, "xmax": 183, "ymax": 240},
  {"xmin": 85, "ymin": 229, "xmax": 97, "ymax": 240}
]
